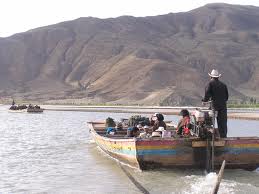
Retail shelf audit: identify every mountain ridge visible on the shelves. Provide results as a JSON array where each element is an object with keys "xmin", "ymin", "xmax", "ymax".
[{"xmin": 0, "ymin": 3, "xmax": 259, "ymax": 105}]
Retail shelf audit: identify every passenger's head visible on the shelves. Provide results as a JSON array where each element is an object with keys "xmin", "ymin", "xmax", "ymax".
[
  {"xmin": 179, "ymin": 109, "xmax": 190, "ymax": 117},
  {"xmin": 152, "ymin": 113, "xmax": 158, "ymax": 121},
  {"xmin": 143, "ymin": 125, "xmax": 149, "ymax": 132},
  {"xmin": 156, "ymin": 113, "xmax": 164, "ymax": 121},
  {"xmin": 136, "ymin": 124, "xmax": 143, "ymax": 130}
]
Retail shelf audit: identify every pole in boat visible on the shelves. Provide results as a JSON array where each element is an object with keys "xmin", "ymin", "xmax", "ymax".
[
  {"xmin": 119, "ymin": 164, "xmax": 150, "ymax": 194},
  {"xmin": 204, "ymin": 101, "xmax": 216, "ymax": 173},
  {"xmin": 206, "ymin": 137, "xmax": 211, "ymax": 173},
  {"xmin": 211, "ymin": 130, "xmax": 215, "ymax": 171},
  {"xmin": 211, "ymin": 107, "xmax": 216, "ymax": 172},
  {"xmin": 211, "ymin": 160, "xmax": 226, "ymax": 194}
]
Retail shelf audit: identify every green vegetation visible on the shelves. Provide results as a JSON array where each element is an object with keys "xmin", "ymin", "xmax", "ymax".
[
  {"xmin": 228, "ymin": 104, "xmax": 259, "ymax": 108},
  {"xmin": 228, "ymin": 97, "xmax": 259, "ymax": 108}
]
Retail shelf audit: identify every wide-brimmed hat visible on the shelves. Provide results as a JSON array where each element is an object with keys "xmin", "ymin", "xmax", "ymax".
[
  {"xmin": 208, "ymin": 69, "xmax": 221, "ymax": 78},
  {"xmin": 156, "ymin": 127, "xmax": 165, "ymax": 132},
  {"xmin": 152, "ymin": 131, "xmax": 162, "ymax": 137}
]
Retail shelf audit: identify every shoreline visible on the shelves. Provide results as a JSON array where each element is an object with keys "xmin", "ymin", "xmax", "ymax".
[{"xmin": 42, "ymin": 105, "xmax": 259, "ymax": 121}]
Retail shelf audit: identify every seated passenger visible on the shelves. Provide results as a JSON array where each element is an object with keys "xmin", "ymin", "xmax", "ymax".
[
  {"xmin": 106, "ymin": 127, "xmax": 116, "ymax": 135},
  {"xmin": 152, "ymin": 113, "xmax": 167, "ymax": 131},
  {"xmin": 9, "ymin": 105, "xmax": 17, "ymax": 110},
  {"xmin": 150, "ymin": 113, "xmax": 158, "ymax": 126},
  {"xmin": 126, "ymin": 126, "xmax": 139, "ymax": 137},
  {"xmin": 139, "ymin": 125, "xmax": 151, "ymax": 138},
  {"xmin": 137, "ymin": 124, "xmax": 143, "ymax": 131},
  {"xmin": 176, "ymin": 109, "xmax": 191, "ymax": 136},
  {"xmin": 115, "ymin": 122, "xmax": 123, "ymax": 131}
]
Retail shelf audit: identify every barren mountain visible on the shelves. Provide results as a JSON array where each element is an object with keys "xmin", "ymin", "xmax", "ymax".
[{"xmin": 1, "ymin": 3, "xmax": 259, "ymax": 105}]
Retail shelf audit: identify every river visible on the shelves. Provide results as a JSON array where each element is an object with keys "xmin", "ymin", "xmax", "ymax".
[{"xmin": 0, "ymin": 105, "xmax": 259, "ymax": 193}]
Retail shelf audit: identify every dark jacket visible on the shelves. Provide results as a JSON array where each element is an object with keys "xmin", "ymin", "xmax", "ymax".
[
  {"xmin": 203, "ymin": 78, "xmax": 229, "ymax": 110},
  {"xmin": 152, "ymin": 120, "xmax": 167, "ymax": 131}
]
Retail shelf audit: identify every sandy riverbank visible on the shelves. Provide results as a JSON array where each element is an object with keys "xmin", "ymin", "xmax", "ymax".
[{"xmin": 42, "ymin": 105, "xmax": 259, "ymax": 120}]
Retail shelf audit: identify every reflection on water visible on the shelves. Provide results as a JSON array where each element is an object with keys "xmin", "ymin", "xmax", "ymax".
[{"xmin": 0, "ymin": 105, "xmax": 259, "ymax": 193}]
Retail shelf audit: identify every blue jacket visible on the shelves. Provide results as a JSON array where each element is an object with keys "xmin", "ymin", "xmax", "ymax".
[{"xmin": 106, "ymin": 127, "xmax": 115, "ymax": 134}]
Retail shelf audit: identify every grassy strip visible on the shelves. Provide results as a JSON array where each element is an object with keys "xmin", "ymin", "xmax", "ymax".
[{"xmin": 228, "ymin": 104, "xmax": 259, "ymax": 108}]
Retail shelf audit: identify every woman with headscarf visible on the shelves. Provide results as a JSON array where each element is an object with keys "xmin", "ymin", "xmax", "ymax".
[
  {"xmin": 176, "ymin": 109, "xmax": 191, "ymax": 136},
  {"xmin": 152, "ymin": 113, "xmax": 167, "ymax": 131}
]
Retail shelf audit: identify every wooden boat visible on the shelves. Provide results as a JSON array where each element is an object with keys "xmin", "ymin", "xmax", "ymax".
[
  {"xmin": 8, "ymin": 109, "xmax": 27, "ymax": 113},
  {"xmin": 88, "ymin": 121, "xmax": 259, "ymax": 170},
  {"xmin": 8, "ymin": 105, "xmax": 27, "ymax": 113},
  {"xmin": 27, "ymin": 107, "xmax": 44, "ymax": 113}
]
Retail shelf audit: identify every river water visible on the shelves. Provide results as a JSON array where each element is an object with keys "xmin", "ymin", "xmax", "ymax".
[{"xmin": 0, "ymin": 105, "xmax": 259, "ymax": 194}]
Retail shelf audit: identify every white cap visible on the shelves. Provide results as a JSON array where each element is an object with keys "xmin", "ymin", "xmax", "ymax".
[{"xmin": 143, "ymin": 125, "xmax": 149, "ymax": 129}]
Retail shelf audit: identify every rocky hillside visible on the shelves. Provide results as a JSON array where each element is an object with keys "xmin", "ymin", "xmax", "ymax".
[{"xmin": 1, "ymin": 3, "xmax": 259, "ymax": 105}]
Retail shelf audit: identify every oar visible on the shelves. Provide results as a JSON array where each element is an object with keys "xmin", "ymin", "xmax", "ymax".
[
  {"xmin": 211, "ymin": 160, "xmax": 226, "ymax": 194},
  {"xmin": 119, "ymin": 164, "xmax": 150, "ymax": 194}
]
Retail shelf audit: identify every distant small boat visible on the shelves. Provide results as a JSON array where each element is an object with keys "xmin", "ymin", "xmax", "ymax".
[
  {"xmin": 8, "ymin": 108, "xmax": 27, "ymax": 113},
  {"xmin": 8, "ymin": 103, "xmax": 44, "ymax": 113},
  {"xmin": 8, "ymin": 104, "xmax": 27, "ymax": 113}
]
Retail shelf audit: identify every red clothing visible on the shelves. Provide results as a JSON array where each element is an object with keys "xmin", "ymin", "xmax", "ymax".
[{"xmin": 176, "ymin": 116, "xmax": 190, "ymax": 135}]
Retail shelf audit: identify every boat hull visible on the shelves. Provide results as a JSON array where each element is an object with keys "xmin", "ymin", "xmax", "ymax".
[
  {"xmin": 91, "ymin": 129, "xmax": 140, "ymax": 168},
  {"xmin": 8, "ymin": 109, "xmax": 27, "ymax": 113},
  {"xmin": 27, "ymin": 108, "xmax": 44, "ymax": 113},
  {"xmin": 89, "ymin": 122, "xmax": 259, "ymax": 170},
  {"xmin": 136, "ymin": 138, "xmax": 259, "ymax": 170}
]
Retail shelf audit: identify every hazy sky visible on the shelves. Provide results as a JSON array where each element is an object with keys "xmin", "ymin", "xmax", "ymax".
[{"xmin": 1, "ymin": 0, "xmax": 259, "ymax": 37}]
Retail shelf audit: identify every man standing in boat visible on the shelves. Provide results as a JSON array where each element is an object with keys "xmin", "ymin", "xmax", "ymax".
[{"xmin": 202, "ymin": 69, "xmax": 229, "ymax": 138}]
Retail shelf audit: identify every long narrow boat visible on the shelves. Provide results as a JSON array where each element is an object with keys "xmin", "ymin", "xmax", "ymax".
[
  {"xmin": 27, "ymin": 107, "xmax": 44, "ymax": 113},
  {"xmin": 88, "ymin": 121, "xmax": 259, "ymax": 170},
  {"xmin": 8, "ymin": 109, "xmax": 27, "ymax": 113}
]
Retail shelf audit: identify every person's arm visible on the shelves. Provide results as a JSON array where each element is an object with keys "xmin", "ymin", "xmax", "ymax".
[
  {"xmin": 203, "ymin": 82, "xmax": 212, "ymax": 102},
  {"xmin": 225, "ymin": 85, "xmax": 229, "ymax": 101},
  {"xmin": 150, "ymin": 118, "xmax": 155, "ymax": 126},
  {"xmin": 152, "ymin": 121, "xmax": 158, "ymax": 131},
  {"xmin": 176, "ymin": 119, "xmax": 182, "ymax": 131}
]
